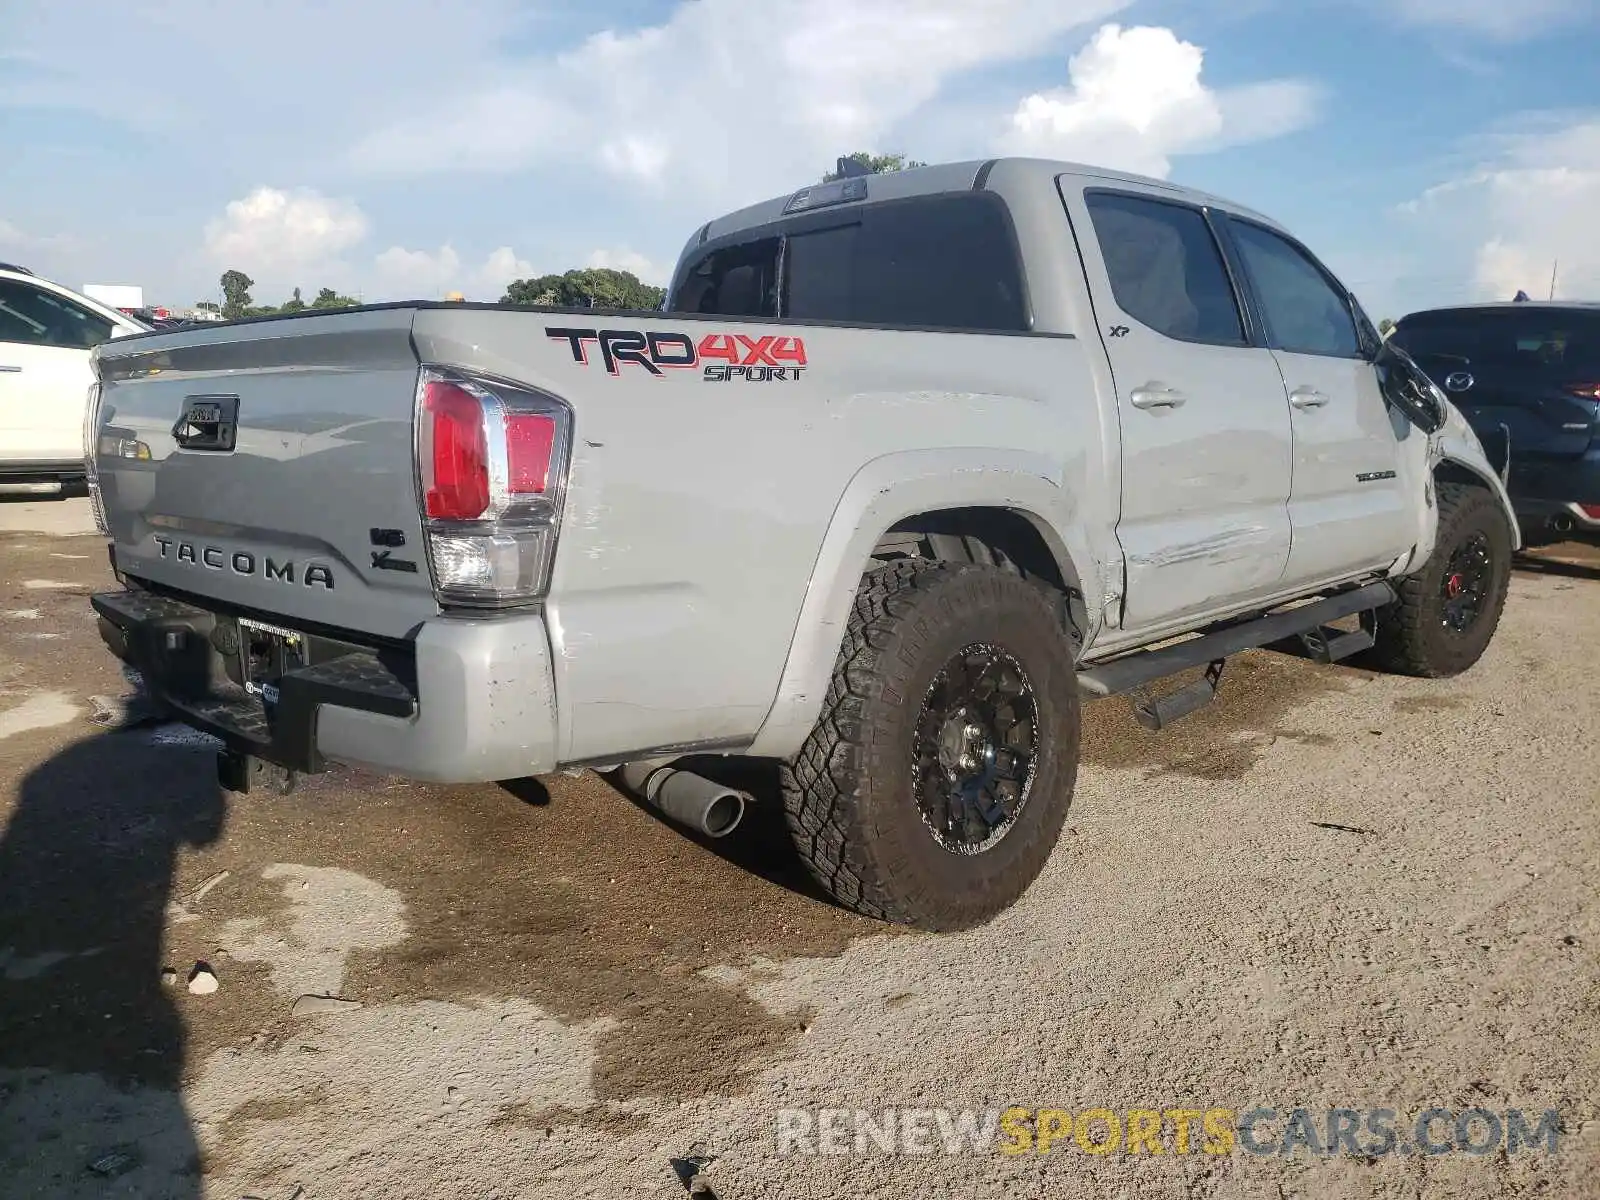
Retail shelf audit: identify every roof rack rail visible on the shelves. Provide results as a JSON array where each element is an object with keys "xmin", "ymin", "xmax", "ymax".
[{"xmin": 0, "ymin": 262, "xmax": 34, "ymax": 275}]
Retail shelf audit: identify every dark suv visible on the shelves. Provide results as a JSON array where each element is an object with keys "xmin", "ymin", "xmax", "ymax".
[{"xmin": 1389, "ymin": 302, "xmax": 1600, "ymax": 545}]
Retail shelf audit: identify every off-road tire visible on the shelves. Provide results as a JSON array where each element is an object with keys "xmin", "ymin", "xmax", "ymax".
[
  {"xmin": 779, "ymin": 560, "xmax": 1081, "ymax": 931},
  {"xmin": 1366, "ymin": 481, "xmax": 1513, "ymax": 678}
]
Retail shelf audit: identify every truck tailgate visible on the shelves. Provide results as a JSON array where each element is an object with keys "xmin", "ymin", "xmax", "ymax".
[{"xmin": 90, "ymin": 308, "xmax": 436, "ymax": 640}]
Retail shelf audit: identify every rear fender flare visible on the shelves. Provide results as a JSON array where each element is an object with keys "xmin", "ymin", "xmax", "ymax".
[{"xmin": 744, "ymin": 448, "xmax": 1096, "ymax": 759}]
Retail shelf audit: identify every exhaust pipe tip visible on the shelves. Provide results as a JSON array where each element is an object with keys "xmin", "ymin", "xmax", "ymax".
[
  {"xmin": 617, "ymin": 762, "xmax": 749, "ymax": 839},
  {"xmin": 1551, "ymin": 514, "xmax": 1574, "ymax": 533},
  {"xmin": 696, "ymin": 789, "xmax": 746, "ymax": 838},
  {"xmin": 0, "ymin": 480, "xmax": 64, "ymax": 497}
]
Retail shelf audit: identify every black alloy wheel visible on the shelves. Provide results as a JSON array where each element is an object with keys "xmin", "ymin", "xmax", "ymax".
[{"xmin": 911, "ymin": 644, "xmax": 1039, "ymax": 855}]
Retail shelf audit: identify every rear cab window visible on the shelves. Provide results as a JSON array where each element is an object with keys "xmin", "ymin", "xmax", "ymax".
[
  {"xmin": 666, "ymin": 192, "xmax": 1030, "ymax": 332},
  {"xmin": 670, "ymin": 238, "xmax": 780, "ymax": 318}
]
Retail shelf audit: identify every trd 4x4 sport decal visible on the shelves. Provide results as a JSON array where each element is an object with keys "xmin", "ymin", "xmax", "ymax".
[{"xmin": 545, "ymin": 327, "xmax": 808, "ymax": 382}]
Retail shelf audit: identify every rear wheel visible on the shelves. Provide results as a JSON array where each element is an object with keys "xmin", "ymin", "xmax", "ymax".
[
  {"xmin": 779, "ymin": 559, "xmax": 1080, "ymax": 931},
  {"xmin": 1366, "ymin": 481, "xmax": 1513, "ymax": 677}
]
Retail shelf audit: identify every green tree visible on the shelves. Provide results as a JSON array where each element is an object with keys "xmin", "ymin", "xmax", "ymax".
[
  {"xmin": 279, "ymin": 287, "xmax": 306, "ymax": 313},
  {"xmin": 822, "ymin": 151, "xmax": 927, "ymax": 183},
  {"xmin": 220, "ymin": 269, "xmax": 255, "ymax": 320},
  {"xmin": 311, "ymin": 287, "xmax": 359, "ymax": 309},
  {"xmin": 1378, "ymin": 317, "xmax": 1395, "ymax": 337},
  {"xmin": 502, "ymin": 267, "xmax": 664, "ymax": 311},
  {"xmin": 503, "ymin": 273, "xmax": 565, "ymax": 306}
]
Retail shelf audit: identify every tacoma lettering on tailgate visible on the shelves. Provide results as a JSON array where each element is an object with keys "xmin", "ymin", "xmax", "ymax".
[{"xmin": 153, "ymin": 536, "xmax": 335, "ymax": 590}]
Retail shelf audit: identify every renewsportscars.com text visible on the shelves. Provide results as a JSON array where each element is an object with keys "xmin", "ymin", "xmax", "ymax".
[{"xmin": 775, "ymin": 1105, "xmax": 1563, "ymax": 1158}]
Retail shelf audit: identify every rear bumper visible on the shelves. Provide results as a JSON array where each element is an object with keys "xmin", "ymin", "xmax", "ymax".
[
  {"xmin": 1513, "ymin": 499, "xmax": 1600, "ymax": 543},
  {"xmin": 90, "ymin": 587, "xmax": 560, "ymax": 783},
  {"xmin": 1505, "ymin": 447, "xmax": 1600, "ymax": 540}
]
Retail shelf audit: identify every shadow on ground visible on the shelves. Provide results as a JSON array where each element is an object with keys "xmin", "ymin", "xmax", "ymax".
[
  {"xmin": 501, "ymin": 757, "xmax": 840, "ymax": 912},
  {"xmin": 1079, "ymin": 648, "xmax": 1362, "ymax": 781},
  {"xmin": 1514, "ymin": 550, "xmax": 1600, "ymax": 583},
  {"xmin": 0, "ymin": 731, "xmax": 224, "ymax": 1196},
  {"xmin": 600, "ymin": 756, "xmax": 843, "ymax": 908}
]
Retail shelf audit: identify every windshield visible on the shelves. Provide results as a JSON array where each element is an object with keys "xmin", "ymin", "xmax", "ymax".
[{"xmin": 1391, "ymin": 309, "xmax": 1600, "ymax": 375}]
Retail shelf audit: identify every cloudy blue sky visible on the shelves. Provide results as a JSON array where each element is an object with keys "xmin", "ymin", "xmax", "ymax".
[{"xmin": 2, "ymin": 0, "xmax": 1597, "ymax": 320}]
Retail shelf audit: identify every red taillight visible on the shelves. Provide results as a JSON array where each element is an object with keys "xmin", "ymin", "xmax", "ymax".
[
  {"xmin": 415, "ymin": 365, "xmax": 571, "ymax": 607},
  {"xmin": 505, "ymin": 412, "xmax": 556, "ymax": 495},
  {"xmin": 1579, "ymin": 504, "xmax": 1600, "ymax": 520},
  {"xmin": 422, "ymin": 379, "xmax": 489, "ymax": 520}
]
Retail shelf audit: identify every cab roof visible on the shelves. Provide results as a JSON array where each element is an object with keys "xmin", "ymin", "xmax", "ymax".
[{"xmin": 690, "ymin": 155, "xmax": 1283, "ymax": 253}]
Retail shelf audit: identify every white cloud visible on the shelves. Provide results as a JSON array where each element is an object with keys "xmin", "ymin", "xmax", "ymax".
[
  {"xmin": 998, "ymin": 24, "xmax": 1319, "ymax": 178},
  {"xmin": 371, "ymin": 243, "xmax": 536, "ymax": 300},
  {"xmin": 372, "ymin": 244, "xmax": 463, "ymax": 297},
  {"xmin": 585, "ymin": 247, "xmax": 666, "ymax": 284},
  {"xmin": 203, "ymin": 187, "xmax": 369, "ymax": 289},
  {"xmin": 0, "ymin": 2, "xmax": 1339, "ymax": 306},
  {"xmin": 479, "ymin": 247, "xmax": 537, "ymax": 292},
  {"xmin": 351, "ymin": 0, "xmax": 1132, "ymax": 205},
  {"xmin": 1386, "ymin": 0, "xmax": 1590, "ymax": 39},
  {"xmin": 1401, "ymin": 115, "xmax": 1600, "ymax": 302},
  {"xmin": 0, "ymin": 216, "xmax": 82, "ymax": 259}
]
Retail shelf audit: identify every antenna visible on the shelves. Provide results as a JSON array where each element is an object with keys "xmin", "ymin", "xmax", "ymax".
[{"xmin": 1549, "ymin": 260, "xmax": 1559, "ymax": 301}]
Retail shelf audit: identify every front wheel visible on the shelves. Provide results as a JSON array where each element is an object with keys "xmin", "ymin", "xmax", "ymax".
[
  {"xmin": 779, "ymin": 559, "xmax": 1081, "ymax": 931},
  {"xmin": 1365, "ymin": 481, "xmax": 1513, "ymax": 677}
]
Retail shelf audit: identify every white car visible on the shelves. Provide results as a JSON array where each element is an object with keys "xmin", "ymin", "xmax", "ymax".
[{"xmin": 0, "ymin": 263, "xmax": 149, "ymax": 495}]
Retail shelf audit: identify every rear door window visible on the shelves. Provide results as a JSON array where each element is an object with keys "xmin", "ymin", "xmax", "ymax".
[{"xmin": 1084, "ymin": 191, "xmax": 1246, "ymax": 346}]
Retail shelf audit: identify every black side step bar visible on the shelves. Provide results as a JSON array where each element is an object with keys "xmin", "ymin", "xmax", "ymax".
[
  {"xmin": 1130, "ymin": 659, "xmax": 1226, "ymax": 731},
  {"xmin": 1077, "ymin": 580, "xmax": 1396, "ymax": 705},
  {"xmin": 1261, "ymin": 622, "xmax": 1376, "ymax": 665}
]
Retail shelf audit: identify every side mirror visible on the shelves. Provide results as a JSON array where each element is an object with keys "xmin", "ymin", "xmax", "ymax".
[{"xmin": 1374, "ymin": 339, "xmax": 1448, "ymax": 435}]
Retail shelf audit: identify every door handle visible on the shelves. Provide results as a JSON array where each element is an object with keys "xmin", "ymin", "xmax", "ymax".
[
  {"xmin": 0, "ymin": 365, "xmax": 21, "ymax": 373},
  {"xmin": 1129, "ymin": 385, "xmax": 1187, "ymax": 410},
  {"xmin": 1289, "ymin": 387, "xmax": 1330, "ymax": 410}
]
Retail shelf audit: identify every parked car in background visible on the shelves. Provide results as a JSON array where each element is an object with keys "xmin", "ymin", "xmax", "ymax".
[
  {"xmin": 0, "ymin": 263, "xmax": 150, "ymax": 495},
  {"xmin": 1389, "ymin": 302, "xmax": 1600, "ymax": 545}
]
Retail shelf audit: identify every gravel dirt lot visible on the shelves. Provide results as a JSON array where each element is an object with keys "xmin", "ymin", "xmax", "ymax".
[{"xmin": 0, "ymin": 500, "xmax": 1596, "ymax": 1199}]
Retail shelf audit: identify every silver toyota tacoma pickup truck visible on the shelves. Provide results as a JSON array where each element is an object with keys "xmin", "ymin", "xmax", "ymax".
[{"xmin": 84, "ymin": 157, "xmax": 1518, "ymax": 930}]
